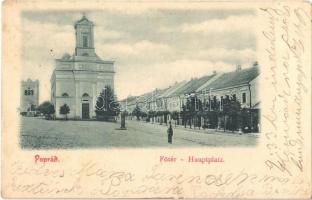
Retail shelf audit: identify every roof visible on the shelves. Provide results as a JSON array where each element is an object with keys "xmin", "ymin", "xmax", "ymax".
[
  {"xmin": 170, "ymin": 74, "xmax": 216, "ymax": 96},
  {"xmin": 136, "ymin": 91, "xmax": 155, "ymax": 103},
  {"xmin": 75, "ymin": 15, "xmax": 93, "ymax": 26},
  {"xmin": 147, "ymin": 87, "xmax": 168, "ymax": 101},
  {"xmin": 57, "ymin": 52, "xmax": 114, "ymax": 64},
  {"xmin": 125, "ymin": 96, "xmax": 139, "ymax": 105},
  {"xmin": 204, "ymin": 66, "xmax": 259, "ymax": 91},
  {"xmin": 119, "ymin": 96, "xmax": 136, "ymax": 103},
  {"xmin": 252, "ymin": 102, "xmax": 260, "ymax": 109},
  {"xmin": 158, "ymin": 81, "xmax": 188, "ymax": 98},
  {"xmin": 121, "ymin": 86, "xmax": 170, "ymax": 105}
]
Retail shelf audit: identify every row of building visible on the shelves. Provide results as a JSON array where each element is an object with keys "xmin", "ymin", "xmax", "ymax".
[
  {"xmin": 120, "ymin": 64, "xmax": 260, "ymax": 131},
  {"xmin": 19, "ymin": 15, "xmax": 260, "ymax": 128}
]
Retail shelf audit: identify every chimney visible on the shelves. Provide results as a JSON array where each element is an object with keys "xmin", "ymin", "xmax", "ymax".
[{"xmin": 236, "ymin": 64, "xmax": 242, "ymax": 71}]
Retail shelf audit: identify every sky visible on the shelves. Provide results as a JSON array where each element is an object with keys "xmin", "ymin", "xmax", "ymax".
[{"xmin": 21, "ymin": 8, "xmax": 257, "ymax": 102}]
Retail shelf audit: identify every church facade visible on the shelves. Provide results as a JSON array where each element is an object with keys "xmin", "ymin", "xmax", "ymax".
[{"xmin": 51, "ymin": 16, "xmax": 115, "ymax": 119}]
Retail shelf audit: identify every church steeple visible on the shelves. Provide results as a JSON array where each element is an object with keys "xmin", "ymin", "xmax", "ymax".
[{"xmin": 74, "ymin": 15, "xmax": 95, "ymax": 56}]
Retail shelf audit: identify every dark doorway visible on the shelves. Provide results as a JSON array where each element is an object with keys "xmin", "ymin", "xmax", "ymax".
[{"xmin": 82, "ymin": 103, "xmax": 90, "ymax": 119}]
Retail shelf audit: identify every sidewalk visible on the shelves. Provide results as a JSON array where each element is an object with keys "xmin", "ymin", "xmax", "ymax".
[
  {"xmin": 127, "ymin": 119, "xmax": 259, "ymax": 138},
  {"xmin": 127, "ymin": 120, "xmax": 258, "ymax": 146}
]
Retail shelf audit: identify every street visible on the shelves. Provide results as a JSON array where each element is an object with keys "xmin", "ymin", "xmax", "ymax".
[{"xmin": 20, "ymin": 117, "xmax": 258, "ymax": 149}]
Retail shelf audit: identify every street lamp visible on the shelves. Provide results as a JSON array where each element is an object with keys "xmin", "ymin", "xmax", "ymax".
[
  {"xmin": 248, "ymin": 83, "xmax": 253, "ymax": 132},
  {"xmin": 125, "ymin": 97, "xmax": 128, "ymax": 112},
  {"xmin": 209, "ymin": 88, "xmax": 213, "ymax": 111},
  {"xmin": 193, "ymin": 94, "xmax": 197, "ymax": 111}
]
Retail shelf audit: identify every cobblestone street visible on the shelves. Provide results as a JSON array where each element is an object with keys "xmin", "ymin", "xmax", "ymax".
[{"xmin": 20, "ymin": 117, "xmax": 258, "ymax": 149}]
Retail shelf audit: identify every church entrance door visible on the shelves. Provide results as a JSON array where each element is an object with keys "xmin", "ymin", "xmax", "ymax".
[{"xmin": 82, "ymin": 103, "xmax": 90, "ymax": 119}]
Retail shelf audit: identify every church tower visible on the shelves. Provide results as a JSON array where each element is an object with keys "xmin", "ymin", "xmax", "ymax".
[
  {"xmin": 51, "ymin": 15, "xmax": 115, "ymax": 119},
  {"xmin": 74, "ymin": 15, "xmax": 95, "ymax": 57}
]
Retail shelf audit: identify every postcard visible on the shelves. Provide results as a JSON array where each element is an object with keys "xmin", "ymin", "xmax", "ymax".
[{"xmin": 1, "ymin": 0, "xmax": 311, "ymax": 198}]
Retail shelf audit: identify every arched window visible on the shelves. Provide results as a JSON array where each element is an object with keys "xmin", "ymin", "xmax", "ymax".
[
  {"xmin": 62, "ymin": 93, "xmax": 69, "ymax": 97},
  {"xmin": 82, "ymin": 93, "xmax": 89, "ymax": 97},
  {"xmin": 30, "ymin": 104, "xmax": 36, "ymax": 111},
  {"xmin": 24, "ymin": 90, "xmax": 27, "ymax": 95},
  {"xmin": 82, "ymin": 93, "xmax": 90, "ymax": 102}
]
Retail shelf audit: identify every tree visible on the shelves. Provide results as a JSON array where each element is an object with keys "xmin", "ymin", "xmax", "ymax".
[
  {"xmin": 211, "ymin": 96, "xmax": 219, "ymax": 111},
  {"xmin": 147, "ymin": 110, "xmax": 156, "ymax": 123},
  {"xmin": 59, "ymin": 104, "xmax": 70, "ymax": 120},
  {"xmin": 171, "ymin": 111, "xmax": 179, "ymax": 127},
  {"xmin": 148, "ymin": 110, "xmax": 155, "ymax": 118},
  {"xmin": 185, "ymin": 95, "xmax": 203, "ymax": 128},
  {"xmin": 132, "ymin": 104, "xmax": 141, "ymax": 120},
  {"xmin": 141, "ymin": 111, "xmax": 148, "ymax": 121},
  {"xmin": 180, "ymin": 104, "xmax": 188, "ymax": 128},
  {"xmin": 37, "ymin": 101, "xmax": 55, "ymax": 119},
  {"xmin": 95, "ymin": 86, "xmax": 120, "ymax": 121},
  {"xmin": 240, "ymin": 108, "xmax": 250, "ymax": 133},
  {"xmin": 222, "ymin": 96, "xmax": 241, "ymax": 132},
  {"xmin": 207, "ymin": 110, "xmax": 219, "ymax": 129}
]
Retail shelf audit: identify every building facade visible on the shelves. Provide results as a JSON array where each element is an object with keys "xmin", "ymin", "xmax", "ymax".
[
  {"xmin": 195, "ymin": 66, "xmax": 260, "ymax": 131},
  {"xmin": 164, "ymin": 73, "xmax": 218, "ymax": 113},
  {"xmin": 120, "ymin": 64, "xmax": 260, "ymax": 132},
  {"xmin": 197, "ymin": 66, "xmax": 259, "ymax": 110},
  {"xmin": 51, "ymin": 15, "xmax": 115, "ymax": 119},
  {"xmin": 20, "ymin": 79, "xmax": 39, "ymax": 114}
]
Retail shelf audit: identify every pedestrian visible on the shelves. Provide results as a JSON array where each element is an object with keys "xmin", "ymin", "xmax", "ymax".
[{"xmin": 167, "ymin": 121, "xmax": 173, "ymax": 144}]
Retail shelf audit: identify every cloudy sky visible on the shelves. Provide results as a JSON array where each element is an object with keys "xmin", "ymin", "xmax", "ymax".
[{"xmin": 21, "ymin": 9, "xmax": 257, "ymax": 102}]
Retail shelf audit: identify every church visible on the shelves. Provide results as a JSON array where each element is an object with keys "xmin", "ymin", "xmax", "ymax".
[
  {"xmin": 20, "ymin": 79, "xmax": 39, "ymax": 115},
  {"xmin": 51, "ymin": 15, "xmax": 115, "ymax": 119}
]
